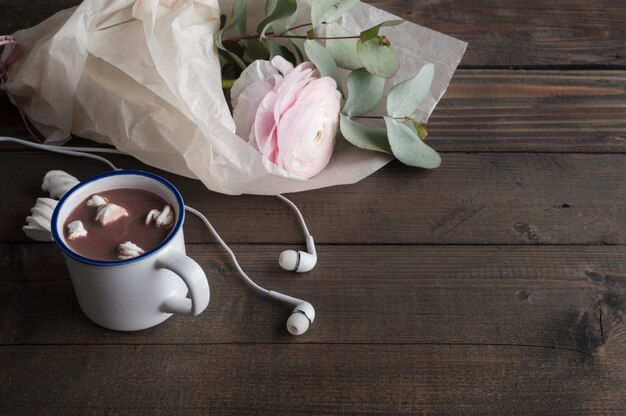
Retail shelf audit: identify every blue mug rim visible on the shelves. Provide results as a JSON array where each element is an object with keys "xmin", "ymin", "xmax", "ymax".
[{"xmin": 51, "ymin": 170, "xmax": 185, "ymax": 266}]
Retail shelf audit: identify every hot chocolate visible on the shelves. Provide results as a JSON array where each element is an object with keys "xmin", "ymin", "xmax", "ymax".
[{"xmin": 64, "ymin": 188, "xmax": 174, "ymax": 261}]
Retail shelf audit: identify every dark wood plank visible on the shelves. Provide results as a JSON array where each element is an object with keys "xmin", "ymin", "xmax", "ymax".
[
  {"xmin": 369, "ymin": 0, "xmax": 626, "ymax": 67},
  {"xmin": 2, "ymin": 0, "xmax": 626, "ymax": 67},
  {"xmin": 1, "ymin": 343, "xmax": 624, "ymax": 415},
  {"xmin": 2, "ymin": 244, "xmax": 624, "ymax": 357},
  {"xmin": 1, "ymin": 151, "xmax": 626, "ymax": 245},
  {"xmin": 3, "ymin": 70, "xmax": 626, "ymax": 152},
  {"xmin": 0, "ymin": 0, "xmax": 79, "ymax": 36},
  {"xmin": 432, "ymin": 70, "xmax": 626, "ymax": 151}
]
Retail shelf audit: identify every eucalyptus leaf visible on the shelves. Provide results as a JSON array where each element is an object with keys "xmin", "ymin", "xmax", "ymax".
[
  {"xmin": 271, "ymin": 44, "xmax": 297, "ymax": 66},
  {"xmin": 218, "ymin": 48, "xmax": 246, "ymax": 72},
  {"xmin": 324, "ymin": 22, "xmax": 362, "ymax": 70},
  {"xmin": 384, "ymin": 117, "xmax": 440, "ymax": 169},
  {"xmin": 265, "ymin": 0, "xmax": 277, "ymax": 14},
  {"xmin": 215, "ymin": 0, "xmax": 247, "ymax": 46},
  {"xmin": 265, "ymin": 0, "xmax": 299, "ymax": 35},
  {"xmin": 214, "ymin": 0, "xmax": 248, "ymax": 70},
  {"xmin": 304, "ymin": 39, "xmax": 343, "ymax": 94},
  {"xmin": 387, "ymin": 63, "xmax": 434, "ymax": 117},
  {"xmin": 232, "ymin": 0, "xmax": 248, "ymax": 36},
  {"xmin": 257, "ymin": 0, "xmax": 298, "ymax": 37},
  {"xmin": 356, "ymin": 38, "xmax": 399, "ymax": 79},
  {"xmin": 311, "ymin": 0, "xmax": 361, "ymax": 30},
  {"xmin": 291, "ymin": 37, "xmax": 308, "ymax": 62},
  {"xmin": 340, "ymin": 114, "xmax": 391, "ymax": 153},
  {"xmin": 244, "ymin": 39, "xmax": 270, "ymax": 61},
  {"xmin": 359, "ymin": 20, "xmax": 403, "ymax": 43},
  {"xmin": 343, "ymin": 69, "xmax": 385, "ymax": 116}
]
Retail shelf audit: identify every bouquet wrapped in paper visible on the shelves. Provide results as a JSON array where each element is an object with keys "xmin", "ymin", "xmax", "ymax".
[{"xmin": 1, "ymin": 0, "xmax": 466, "ymax": 195}]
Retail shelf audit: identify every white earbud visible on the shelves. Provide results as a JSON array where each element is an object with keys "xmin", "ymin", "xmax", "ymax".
[
  {"xmin": 279, "ymin": 235, "xmax": 317, "ymax": 273},
  {"xmin": 269, "ymin": 291, "xmax": 316, "ymax": 336}
]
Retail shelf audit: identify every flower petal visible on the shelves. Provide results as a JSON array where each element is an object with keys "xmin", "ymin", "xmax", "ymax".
[
  {"xmin": 231, "ymin": 59, "xmax": 280, "ymax": 109},
  {"xmin": 233, "ymin": 79, "xmax": 274, "ymax": 138}
]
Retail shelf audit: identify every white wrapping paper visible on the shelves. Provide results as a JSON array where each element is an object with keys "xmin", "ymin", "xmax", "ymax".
[{"xmin": 2, "ymin": 0, "xmax": 466, "ymax": 195}]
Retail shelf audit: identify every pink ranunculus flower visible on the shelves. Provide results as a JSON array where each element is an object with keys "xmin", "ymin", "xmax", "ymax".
[{"xmin": 231, "ymin": 57, "xmax": 342, "ymax": 179}]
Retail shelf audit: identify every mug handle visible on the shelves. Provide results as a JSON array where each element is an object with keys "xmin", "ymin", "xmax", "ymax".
[{"xmin": 156, "ymin": 251, "xmax": 210, "ymax": 316}]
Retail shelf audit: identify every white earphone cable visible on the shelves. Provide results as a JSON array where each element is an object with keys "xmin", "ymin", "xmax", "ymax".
[
  {"xmin": 1, "ymin": 136, "xmax": 308, "ymax": 297},
  {"xmin": 184, "ymin": 206, "xmax": 270, "ymax": 296},
  {"xmin": 0, "ymin": 136, "xmax": 121, "ymax": 171},
  {"xmin": 276, "ymin": 194, "xmax": 312, "ymax": 239},
  {"xmin": 46, "ymin": 144, "xmax": 129, "ymax": 155}
]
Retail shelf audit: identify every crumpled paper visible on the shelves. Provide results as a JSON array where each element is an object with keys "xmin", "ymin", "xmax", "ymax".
[{"xmin": 2, "ymin": 0, "xmax": 466, "ymax": 195}]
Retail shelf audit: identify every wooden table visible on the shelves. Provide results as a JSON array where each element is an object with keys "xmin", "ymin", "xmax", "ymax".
[{"xmin": 2, "ymin": 1, "xmax": 626, "ymax": 414}]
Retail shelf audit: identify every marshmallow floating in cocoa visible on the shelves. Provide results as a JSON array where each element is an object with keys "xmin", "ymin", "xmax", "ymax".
[
  {"xmin": 95, "ymin": 203, "xmax": 129, "ymax": 226},
  {"xmin": 87, "ymin": 195, "xmax": 108, "ymax": 207},
  {"xmin": 145, "ymin": 205, "xmax": 174, "ymax": 227},
  {"xmin": 118, "ymin": 241, "xmax": 145, "ymax": 260},
  {"xmin": 67, "ymin": 220, "xmax": 88, "ymax": 240},
  {"xmin": 87, "ymin": 194, "xmax": 129, "ymax": 226}
]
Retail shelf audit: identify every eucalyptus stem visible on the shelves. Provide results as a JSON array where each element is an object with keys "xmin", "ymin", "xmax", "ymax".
[
  {"xmin": 349, "ymin": 115, "xmax": 384, "ymax": 119},
  {"xmin": 350, "ymin": 115, "xmax": 418, "ymax": 121},
  {"xmin": 222, "ymin": 21, "xmax": 354, "ymax": 43},
  {"xmin": 222, "ymin": 33, "xmax": 360, "ymax": 42},
  {"xmin": 279, "ymin": 22, "xmax": 313, "ymax": 32}
]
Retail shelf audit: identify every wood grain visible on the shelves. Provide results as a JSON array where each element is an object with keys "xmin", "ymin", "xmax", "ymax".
[
  {"xmin": 1, "ymin": 343, "xmax": 625, "ymax": 416},
  {"xmin": 2, "ymin": 1, "xmax": 626, "ymax": 415},
  {"xmin": 369, "ymin": 0, "xmax": 626, "ymax": 67},
  {"xmin": 1, "ymin": 151, "xmax": 626, "ymax": 245},
  {"xmin": 2, "ymin": 244, "xmax": 625, "ymax": 358},
  {"xmin": 432, "ymin": 70, "xmax": 626, "ymax": 151},
  {"xmin": 2, "ymin": 0, "xmax": 626, "ymax": 67}
]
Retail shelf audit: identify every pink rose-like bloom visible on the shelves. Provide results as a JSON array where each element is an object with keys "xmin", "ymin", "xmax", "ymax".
[{"xmin": 232, "ymin": 57, "xmax": 341, "ymax": 179}]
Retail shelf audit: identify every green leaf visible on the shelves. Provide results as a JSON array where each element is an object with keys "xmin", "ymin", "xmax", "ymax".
[
  {"xmin": 343, "ymin": 69, "xmax": 385, "ymax": 116},
  {"xmin": 311, "ymin": 0, "xmax": 361, "ymax": 30},
  {"xmin": 217, "ymin": 44, "xmax": 247, "ymax": 71},
  {"xmin": 214, "ymin": 0, "xmax": 248, "ymax": 70},
  {"xmin": 232, "ymin": 0, "xmax": 248, "ymax": 36},
  {"xmin": 215, "ymin": 0, "xmax": 247, "ymax": 43},
  {"xmin": 244, "ymin": 39, "xmax": 270, "ymax": 61},
  {"xmin": 291, "ymin": 37, "xmax": 308, "ymax": 62},
  {"xmin": 340, "ymin": 114, "xmax": 391, "ymax": 153},
  {"xmin": 384, "ymin": 117, "xmax": 440, "ymax": 169},
  {"xmin": 324, "ymin": 22, "xmax": 362, "ymax": 70},
  {"xmin": 265, "ymin": 0, "xmax": 277, "ymax": 15},
  {"xmin": 387, "ymin": 63, "xmax": 434, "ymax": 117},
  {"xmin": 265, "ymin": 0, "xmax": 299, "ymax": 35},
  {"xmin": 257, "ymin": 0, "xmax": 298, "ymax": 37},
  {"xmin": 359, "ymin": 20, "xmax": 403, "ymax": 43},
  {"xmin": 304, "ymin": 39, "xmax": 343, "ymax": 94},
  {"xmin": 356, "ymin": 37, "xmax": 399, "ymax": 78},
  {"xmin": 270, "ymin": 44, "xmax": 297, "ymax": 66}
]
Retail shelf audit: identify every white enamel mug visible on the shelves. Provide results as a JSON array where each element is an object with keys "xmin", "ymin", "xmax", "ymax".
[{"xmin": 51, "ymin": 170, "xmax": 210, "ymax": 331}]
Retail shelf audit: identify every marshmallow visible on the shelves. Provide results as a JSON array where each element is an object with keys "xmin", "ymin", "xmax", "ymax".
[
  {"xmin": 118, "ymin": 241, "xmax": 145, "ymax": 260},
  {"xmin": 23, "ymin": 197, "xmax": 58, "ymax": 241},
  {"xmin": 95, "ymin": 203, "xmax": 129, "ymax": 226},
  {"xmin": 145, "ymin": 205, "xmax": 174, "ymax": 227},
  {"xmin": 87, "ymin": 195, "xmax": 108, "ymax": 207},
  {"xmin": 67, "ymin": 220, "xmax": 88, "ymax": 240},
  {"xmin": 42, "ymin": 170, "xmax": 80, "ymax": 199}
]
